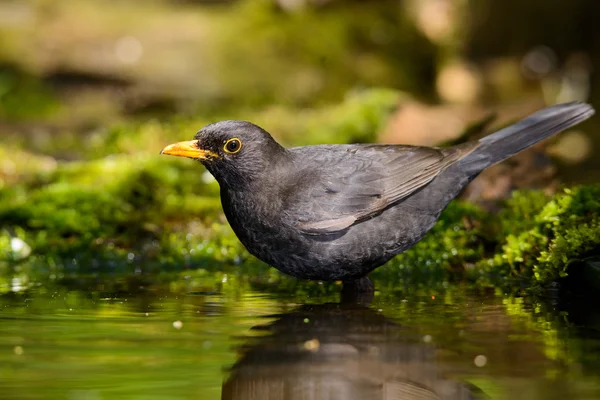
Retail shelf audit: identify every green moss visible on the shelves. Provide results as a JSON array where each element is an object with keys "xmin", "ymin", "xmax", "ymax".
[
  {"xmin": 0, "ymin": 88, "xmax": 598, "ymax": 291},
  {"xmin": 497, "ymin": 190, "xmax": 551, "ymax": 238},
  {"xmin": 0, "ymin": 153, "xmax": 224, "ymax": 268},
  {"xmin": 477, "ymin": 186, "xmax": 600, "ymax": 286},
  {"xmin": 2, "ymin": 142, "xmax": 599, "ymax": 290},
  {"xmin": 372, "ymin": 186, "xmax": 600, "ymax": 290},
  {"xmin": 3, "ymin": 183, "xmax": 129, "ymax": 250},
  {"xmin": 535, "ymin": 187, "xmax": 600, "ymax": 281}
]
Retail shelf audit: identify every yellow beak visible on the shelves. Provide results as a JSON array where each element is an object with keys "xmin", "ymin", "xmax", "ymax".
[{"xmin": 160, "ymin": 140, "xmax": 219, "ymax": 160}]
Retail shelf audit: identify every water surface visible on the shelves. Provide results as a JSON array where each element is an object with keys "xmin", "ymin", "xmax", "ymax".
[{"xmin": 1, "ymin": 270, "xmax": 600, "ymax": 400}]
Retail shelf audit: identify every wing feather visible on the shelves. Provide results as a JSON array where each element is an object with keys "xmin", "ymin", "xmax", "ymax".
[{"xmin": 284, "ymin": 143, "xmax": 473, "ymax": 235}]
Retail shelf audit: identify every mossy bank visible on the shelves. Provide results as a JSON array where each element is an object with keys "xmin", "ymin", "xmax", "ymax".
[{"xmin": 1, "ymin": 125, "xmax": 599, "ymax": 295}]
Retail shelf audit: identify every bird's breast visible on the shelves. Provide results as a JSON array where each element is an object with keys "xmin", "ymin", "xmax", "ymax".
[{"xmin": 221, "ymin": 188, "xmax": 289, "ymax": 245}]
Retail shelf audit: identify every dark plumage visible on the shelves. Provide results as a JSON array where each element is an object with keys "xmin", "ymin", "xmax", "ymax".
[{"xmin": 161, "ymin": 102, "xmax": 594, "ymax": 283}]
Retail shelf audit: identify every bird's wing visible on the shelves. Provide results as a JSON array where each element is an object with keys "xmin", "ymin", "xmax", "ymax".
[{"xmin": 285, "ymin": 144, "xmax": 472, "ymax": 235}]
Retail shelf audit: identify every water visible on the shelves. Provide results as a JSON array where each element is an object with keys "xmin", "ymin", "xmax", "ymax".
[{"xmin": 1, "ymin": 271, "xmax": 600, "ymax": 400}]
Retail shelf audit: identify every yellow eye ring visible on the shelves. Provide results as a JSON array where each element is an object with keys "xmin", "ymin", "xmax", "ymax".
[{"xmin": 223, "ymin": 138, "xmax": 242, "ymax": 154}]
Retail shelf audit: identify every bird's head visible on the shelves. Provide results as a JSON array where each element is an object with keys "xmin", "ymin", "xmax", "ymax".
[{"xmin": 160, "ymin": 120, "xmax": 287, "ymax": 189}]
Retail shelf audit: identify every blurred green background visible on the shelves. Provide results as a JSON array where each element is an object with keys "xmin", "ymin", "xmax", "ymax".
[
  {"xmin": 1, "ymin": 0, "xmax": 598, "ymax": 149},
  {"xmin": 1, "ymin": 0, "xmax": 599, "ymax": 285}
]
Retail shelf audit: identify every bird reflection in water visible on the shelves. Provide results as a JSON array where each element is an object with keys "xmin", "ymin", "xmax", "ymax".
[{"xmin": 221, "ymin": 296, "xmax": 485, "ymax": 400}]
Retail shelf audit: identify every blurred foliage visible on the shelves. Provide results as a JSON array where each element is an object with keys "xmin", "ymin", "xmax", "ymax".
[
  {"xmin": 211, "ymin": 0, "xmax": 437, "ymax": 106},
  {"xmin": 0, "ymin": 66, "xmax": 59, "ymax": 121},
  {"xmin": 0, "ymin": 0, "xmax": 436, "ymax": 111},
  {"xmin": 1, "ymin": 87, "xmax": 402, "ymax": 159},
  {"xmin": 251, "ymin": 87, "xmax": 403, "ymax": 145}
]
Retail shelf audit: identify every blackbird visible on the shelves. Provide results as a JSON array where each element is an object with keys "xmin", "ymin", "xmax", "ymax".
[{"xmin": 161, "ymin": 102, "xmax": 594, "ymax": 286}]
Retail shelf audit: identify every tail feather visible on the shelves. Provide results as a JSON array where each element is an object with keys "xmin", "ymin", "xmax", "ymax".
[
  {"xmin": 406, "ymin": 102, "xmax": 594, "ymax": 218},
  {"xmin": 459, "ymin": 102, "xmax": 595, "ymax": 174}
]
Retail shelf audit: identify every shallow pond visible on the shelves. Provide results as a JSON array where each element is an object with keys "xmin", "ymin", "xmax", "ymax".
[{"xmin": 1, "ymin": 268, "xmax": 600, "ymax": 400}]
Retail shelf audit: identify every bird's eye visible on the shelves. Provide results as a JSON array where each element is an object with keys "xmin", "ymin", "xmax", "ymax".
[{"xmin": 223, "ymin": 138, "xmax": 242, "ymax": 154}]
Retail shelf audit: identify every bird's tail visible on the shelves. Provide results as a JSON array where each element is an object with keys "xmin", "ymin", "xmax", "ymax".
[{"xmin": 459, "ymin": 102, "xmax": 595, "ymax": 175}]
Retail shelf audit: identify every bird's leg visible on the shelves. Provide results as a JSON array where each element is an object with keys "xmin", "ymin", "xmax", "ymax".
[{"xmin": 340, "ymin": 276, "xmax": 374, "ymax": 305}]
